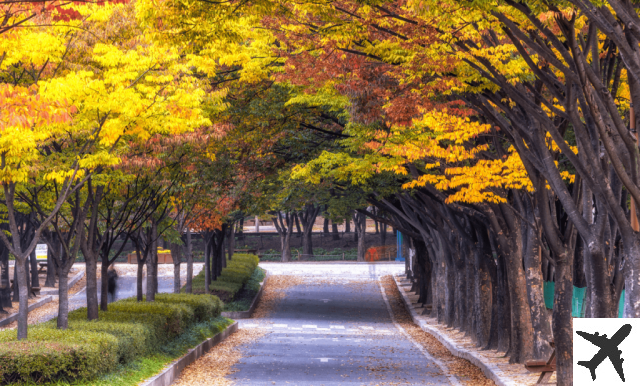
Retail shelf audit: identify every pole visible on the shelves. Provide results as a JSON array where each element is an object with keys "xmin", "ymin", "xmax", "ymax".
[{"xmin": 255, "ymin": 216, "xmax": 260, "ymax": 233}]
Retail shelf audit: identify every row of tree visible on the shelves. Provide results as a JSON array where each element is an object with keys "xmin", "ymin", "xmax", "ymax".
[{"xmin": 261, "ymin": 1, "xmax": 640, "ymax": 385}]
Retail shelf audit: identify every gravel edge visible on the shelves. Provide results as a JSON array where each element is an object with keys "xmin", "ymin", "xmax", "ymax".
[
  {"xmin": 0, "ymin": 295, "xmax": 53, "ymax": 327},
  {"xmin": 140, "ymin": 321, "xmax": 239, "ymax": 386},
  {"xmin": 392, "ymin": 275, "xmax": 522, "ymax": 386}
]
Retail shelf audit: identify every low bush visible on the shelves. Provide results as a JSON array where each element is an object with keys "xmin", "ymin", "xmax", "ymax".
[
  {"xmin": 61, "ymin": 320, "xmax": 152, "ymax": 363},
  {"xmin": 107, "ymin": 301, "xmax": 195, "ymax": 336},
  {"xmin": 0, "ymin": 293, "xmax": 224, "ymax": 384},
  {"xmin": 0, "ymin": 328, "xmax": 119, "ymax": 383},
  {"xmin": 223, "ymin": 267, "xmax": 266, "ymax": 312},
  {"xmin": 121, "ymin": 293, "xmax": 223, "ymax": 322},
  {"xmin": 72, "ymin": 316, "xmax": 233, "ymax": 386},
  {"xmin": 67, "ymin": 310, "xmax": 168, "ymax": 350},
  {"xmin": 0, "ymin": 341, "xmax": 87, "ymax": 384},
  {"xmin": 189, "ymin": 254, "xmax": 260, "ymax": 300}
]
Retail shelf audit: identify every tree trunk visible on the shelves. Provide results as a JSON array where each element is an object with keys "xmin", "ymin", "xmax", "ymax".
[
  {"xmin": 294, "ymin": 213, "xmax": 302, "ymax": 235},
  {"xmin": 323, "ymin": 217, "xmax": 329, "ymax": 234},
  {"xmin": 12, "ymin": 262, "xmax": 18, "ymax": 302},
  {"xmin": 357, "ymin": 225, "xmax": 365, "ymax": 261},
  {"xmin": 29, "ymin": 250, "xmax": 39, "ymax": 289},
  {"xmin": 522, "ymin": 212, "xmax": 553, "ymax": 360},
  {"xmin": 185, "ymin": 228, "xmax": 193, "ymax": 294},
  {"xmin": 474, "ymin": 238, "xmax": 492, "ymax": 347},
  {"xmin": 137, "ymin": 255, "xmax": 144, "ymax": 301},
  {"xmin": 345, "ymin": 219, "xmax": 350, "ymax": 233},
  {"xmin": 586, "ymin": 242, "xmax": 614, "ymax": 317},
  {"xmin": 274, "ymin": 212, "xmax": 293, "ymax": 262},
  {"xmin": 204, "ymin": 234, "xmax": 210, "ymax": 293},
  {"xmin": 299, "ymin": 204, "xmax": 319, "ymax": 260},
  {"xmin": 0, "ymin": 245, "xmax": 9, "ymax": 309},
  {"xmin": 227, "ymin": 224, "xmax": 235, "ymax": 261},
  {"xmin": 331, "ymin": 222, "xmax": 339, "ymax": 240},
  {"xmin": 380, "ymin": 223, "xmax": 387, "ymax": 245},
  {"xmin": 146, "ymin": 222, "xmax": 157, "ymax": 302},
  {"xmin": 85, "ymin": 253, "xmax": 99, "ymax": 320},
  {"xmin": 45, "ymin": 247, "xmax": 57, "ymax": 287},
  {"xmin": 504, "ymin": 244, "xmax": 534, "ymax": 363},
  {"xmin": 172, "ymin": 243, "xmax": 182, "ymax": 294},
  {"xmin": 57, "ymin": 265, "xmax": 70, "ymax": 329},
  {"xmin": 354, "ymin": 212, "xmax": 366, "ymax": 262},
  {"xmin": 302, "ymin": 229, "xmax": 313, "ymax": 258},
  {"xmin": 553, "ymin": 247, "xmax": 575, "ymax": 386},
  {"xmin": 15, "ymin": 257, "xmax": 28, "ymax": 339},
  {"xmin": 497, "ymin": 252, "xmax": 511, "ymax": 353},
  {"xmin": 100, "ymin": 258, "xmax": 109, "ymax": 311}
]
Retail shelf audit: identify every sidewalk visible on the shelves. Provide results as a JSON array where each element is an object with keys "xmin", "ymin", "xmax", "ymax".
[{"xmin": 393, "ymin": 275, "xmax": 555, "ymax": 386}]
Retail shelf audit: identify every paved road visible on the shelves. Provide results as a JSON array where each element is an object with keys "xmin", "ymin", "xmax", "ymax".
[{"xmin": 232, "ymin": 263, "xmax": 454, "ymax": 385}]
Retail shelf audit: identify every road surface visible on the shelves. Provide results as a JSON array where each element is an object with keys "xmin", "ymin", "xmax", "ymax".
[{"xmin": 229, "ymin": 262, "xmax": 458, "ymax": 385}]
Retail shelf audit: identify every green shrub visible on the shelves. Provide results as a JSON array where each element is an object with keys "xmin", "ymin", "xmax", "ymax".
[
  {"xmin": 67, "ymin": 309, "xmax": 168, "ymax": 349},
  {"xmin": 107, "ymin": 300, "xmax": 195, "ymax": 337},
  {"xmin": 0, "ymin": 293, "xmax": 231, "ymax": 384},
  {"xmin": 122, "ymin": 293, "xmax": 223, "ymax": 322},
  {"xmin": 0, "ymin": 327, "xmax": 119, "ymax": 383},
  {"xmin": 188, "ymin": 254, "xmax": 260, "ymax": 300},
  {"xmin": 223, "ymin": 267, "xmax": 266, "ymax": 312},
  {"xmin": 0, "ymin": 341, "xmax": 84, "ymax": 383},
  {"xmin": 66, "ymin": 320, "xmax": 153, "ymax": 363},
  {"xmin": 210, "ymin": 281, "xmax": 242, "ymax": 294}
]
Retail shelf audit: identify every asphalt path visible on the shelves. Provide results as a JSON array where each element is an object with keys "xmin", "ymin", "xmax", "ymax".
[{"xmin": 231, "ymin": 262, "xmax": 454, "ymax": 385}]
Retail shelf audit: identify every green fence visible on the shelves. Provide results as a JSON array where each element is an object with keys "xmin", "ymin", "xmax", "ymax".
[{"xmin": 543, "ymin": 281, "xmax": 625, "ymax": 317}]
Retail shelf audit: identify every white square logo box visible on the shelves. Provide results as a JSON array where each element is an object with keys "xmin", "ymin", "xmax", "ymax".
[{"xmin": 574, "ymin": 318, "xmax": 640, "ymax": 384}]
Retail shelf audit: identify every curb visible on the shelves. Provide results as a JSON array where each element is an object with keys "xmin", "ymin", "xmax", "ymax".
[
  {"xmin": 140, "ymin": 321, "xmax": 239, "ymax": 386},
  {"xmin": 221, "ymin": 272, "xmax": 268, "ymax": 319},
  {"xmin": 0, "ymin": 295, "xmax": 53, "ymax": 327},
  {"xmin": 392, "ymin": 275, "xmax": 523, "ymax": 386},
  {"xmin": 41, "ymin": 269, "xmax": 85, "ymax": 296}
]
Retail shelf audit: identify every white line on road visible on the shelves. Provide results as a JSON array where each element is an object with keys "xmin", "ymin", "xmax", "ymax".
[{"xmin": 378, "ymin": 278, "xmax": 463, "ymax": 386}]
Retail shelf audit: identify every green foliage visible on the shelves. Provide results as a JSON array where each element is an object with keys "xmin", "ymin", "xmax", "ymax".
[
  {"xmin": 67, "ymin": 310, "xmax": 168, "ymax": 350},
  {"xmin": 39, "ymin": 316, "xmax": 234, "ymax": 386},
  {"xmin": 0, "ymin": 342, "xmax": 94, "ymax": 384},
  {"xmin": 223, "ymin": 267, "xmax": 266, "ymax": 312},
  {"xmin": 121, "ymin": 293, "xmax": 223, "ymax": 322},
  {"xmin": 0, "ymin": 328, "xmax": 119, "ymax": 383},
  {"xmin": 49, "ymin": 320, "xmax": 152, "ymax": 364},
  {"xmin": 0, "ymin": 294, "xmax": 224, "ymax": 384},
  {"xmin": 189, "ymin": 254, "xmax": 259, "ymax": 300},
  {"xmin": 106, "ymin": 301, "xmax": 194, "ymax": 336}
]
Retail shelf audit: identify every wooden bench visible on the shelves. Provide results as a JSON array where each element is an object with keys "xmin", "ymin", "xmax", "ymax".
[
  {"xmin": 525, "ymin": 341, "xmax": 556, "ymax": 384},
  {"xmin": 38, "ymin": 261, "xmax": 48, "ymax": 273}
]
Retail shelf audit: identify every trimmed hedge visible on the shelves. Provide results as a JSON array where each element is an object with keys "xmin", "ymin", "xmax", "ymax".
[
  {"xmin": 190, "ymin": 254, "xmax": 259, "ymax": 300},
  {"xmin": 0, "ymin": 293, "xmax": 223, "ymax": 384},
  {"xmin": 121, "ymin": 293, "xmax": 223, "ymax": 323},
  {"xmin": 0, "ymin": 327, "xmax": 119, "ymax": 382}
]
